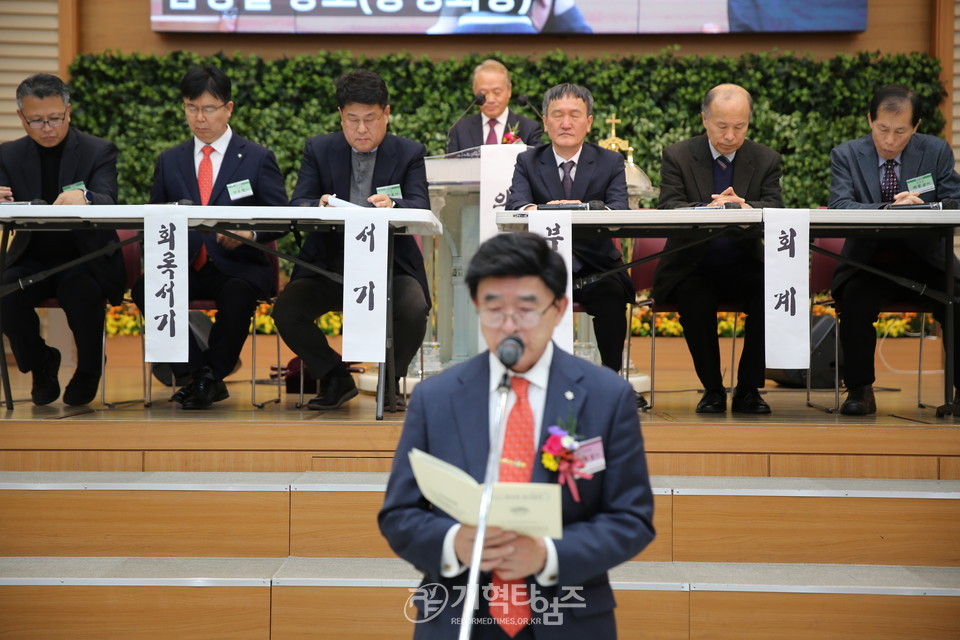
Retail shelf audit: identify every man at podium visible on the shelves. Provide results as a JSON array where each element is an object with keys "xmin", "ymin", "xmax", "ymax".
[
  {"xmin": 505, "ymin": 83, "xmax": 634, "ymax": 376},
  {"xmin": 446, "ymin": 60, "xmax": 543, "ymax": 154}
]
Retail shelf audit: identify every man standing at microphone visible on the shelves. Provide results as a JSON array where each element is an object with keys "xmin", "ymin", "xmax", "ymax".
[
  {"xmin": 829, "ymin": 84, "xmax": 960, "ymax": 415},
  {"xmin": 380, "ymin": 232, "xmax": 655, "ymax": 638}
]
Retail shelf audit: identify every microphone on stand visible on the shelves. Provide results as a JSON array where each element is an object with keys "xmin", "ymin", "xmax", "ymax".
[
  {"xmin": 496, "ymin": 335, "xmax": 524, "ymax": 369},
  {"xmin": 460, "ymin": 333, "xmax": 526, "ymax": 640},
  {"xmin": 889, "ymin": 199, "xmax": 958, "ymax": 210},
  {"xmin": 446, "ymin": 93, "xmax": 487, "ymax": 153},
  {"xmin": 516, "ymin": 94, "xmax": 543, "ymax": 120}
]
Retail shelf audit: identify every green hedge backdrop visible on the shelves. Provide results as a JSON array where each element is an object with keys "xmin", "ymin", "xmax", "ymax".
[{"xmin": 67, "ymin": 48, "xmax": 946, "ymax": 212}]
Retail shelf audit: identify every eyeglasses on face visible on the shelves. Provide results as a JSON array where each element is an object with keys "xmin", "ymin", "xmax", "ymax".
[
  {"xmin": 478, "ymin": 300, "xmax": 557, "ymax": 329},
  {"xmin": 26, "ymin": 116, "xmax": 66, "ymax": 129},
  {"xmin": 341, "ymin": 111, "xmax": 385, "ymax": 129},
  {"xmin": 183, "ymin": 103, "xmax": 226, "ymax": 116}
]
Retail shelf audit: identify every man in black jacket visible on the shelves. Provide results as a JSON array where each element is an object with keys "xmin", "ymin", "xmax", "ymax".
[
  {"xmin": 274, "ymin": 70, "xmax": 430, "ymax": 411},
  {"xmin": 654, "ymin": 84, "xmax": 783, "ymax": 414},
  {"xmin": 0, "ymin": 73, "xmax": 123, "ymax": 406}
]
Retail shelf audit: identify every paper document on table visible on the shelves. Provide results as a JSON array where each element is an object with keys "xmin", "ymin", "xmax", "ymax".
[
  {"xmin": 408, "ymin": 448, "xmax": 562, "ymax": 539},
  {"xmin": 326, "ymin": 194, "xmax": 354, "ymax": 208}
]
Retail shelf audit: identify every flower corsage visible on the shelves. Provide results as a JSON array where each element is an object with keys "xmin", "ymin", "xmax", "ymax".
[
  {"xmin": 540, "ymin": 404, "xmax": 592, "ymax": 502},
  {"xmin": 501, "ymin": 122, "xmax": 524, "ymax": 145}
]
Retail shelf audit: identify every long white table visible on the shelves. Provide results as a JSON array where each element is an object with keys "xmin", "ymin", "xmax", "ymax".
[
  {"xmin": 0, "ymin": 204, "xmax": 443, "ymax": 417},
  {"xmin": 497, "ymin": 207, "xmax": 960, "ymax": 416}
]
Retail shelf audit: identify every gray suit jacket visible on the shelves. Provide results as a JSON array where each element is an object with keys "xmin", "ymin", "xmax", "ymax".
[
  {"xmin": 653, "ymin": 134, "xmax": 782, "ymax": 301},
  {"xmin": 378, "ymin": 345, "xmax": 655, "ymax": 638},
  {"xmin": 829, "ymin": 132, "xmax": 960, "ymax": 291}
]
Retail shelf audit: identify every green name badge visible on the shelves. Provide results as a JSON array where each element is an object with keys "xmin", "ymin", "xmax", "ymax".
[
  {"xmin": 906, "ymin": 173, "xmax": 935, "ymax": 195},
  {"xmin": 62, "ymin": 181, "xmax": 86, "ymax": 192},
  {"xmin": 376, "ymin": 183, "xmax": 403, "ymax": 199},
  {"xmin": 226, "ymin": 179, "xmax": 254, "ymax": 201}
]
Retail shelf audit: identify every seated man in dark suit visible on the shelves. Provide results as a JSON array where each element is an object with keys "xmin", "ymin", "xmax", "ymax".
[
  {"xmin": 446, "ymin": 59, "xmax": 542, "ymax": 154},
  {"xmin": 0, "ymin": 73, "xmax": 124, "ymax": 406},
  {"xmin": 133, "ymin": 64, "xmax": 288, "ymax": 410},
  {"xmin": 379, "ymin": 231, "xmax": 654, "ymax": 638},
  {"xmin": 829, "ymin": 84, "xmax": 960, "ymax": 415},
  {"xmin": 506, "ymin": 83, "xmax": 634, "ymax": 375},
  {"xmin": 273, "ymin": 69, "xmax": 430, "ymax": 410},
  {"xmin": 654, "ymin": 84, "xmax": 782, "ymax": 414}
]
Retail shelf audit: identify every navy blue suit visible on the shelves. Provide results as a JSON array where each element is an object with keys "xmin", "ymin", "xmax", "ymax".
[
  {"xmin": 148, "ymin": 133, "xmax": 289, "ymax": 297},
  {"xmin": 446, "ymin": 111, "xmax": 543, "ymax": 155},
  {"xmin": 276, "ymin": 131, "xmax": 430, "ymax": 382},
  {"xmin": 829, "ymin": 132, "xmax": 960, "ymax": 390},
  {"xmin": 379, "ymin": 346, "xmax": 655, "ymax": 638},
  {"xmin": 506, "ymin": 142, "xmax": 633, "ymax": 371},
  {"xmin": 138, "ymin": 131, "xmax": 288, "ymax": 381},
  {"xmin": 0, "ymin": 128, "xmax": 123, "ymax": 376}
]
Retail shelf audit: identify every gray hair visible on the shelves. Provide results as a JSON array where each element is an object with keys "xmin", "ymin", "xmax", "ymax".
[
  {"xmin": 16, "ymin": 74, "xmax": 70, "ymax": 111},
  {"xmin": 472, "ymin": 59, "xmax": 511, "ymax": 87},
  {"xmin": 701, "ymin": 84, "xmax": 753, "ymax": 118},
  {"xmin": 542, "ymin": 83, "xmax": 594, "ymax": 117}
]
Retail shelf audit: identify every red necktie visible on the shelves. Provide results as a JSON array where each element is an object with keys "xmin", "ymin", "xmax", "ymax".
[
  {"xmin": 491, "ymin": 376, "xmax": 534, "ymax": 637},
  {"xmin": 485, "ymin": 119, "xmax": 499, "ymax": 145},
  {"xmin": 198, "ymin": 144, "xmax": 215, "ymax": 206}
]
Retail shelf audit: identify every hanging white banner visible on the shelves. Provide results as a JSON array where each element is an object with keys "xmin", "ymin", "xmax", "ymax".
[
  {"xmin": 764, "ymin": 208, "xmax": 811, "ymax": 368},
  {"xmin": 530, "ymin": 210, "xmax": 575, "ymax": 354},
  {"xmin": 144, "ymin": 204, "xmax": 189, "ymax": 363},
  {"xmin": 479, "ymin": 144, "xmax": 529, "ymax": 243},
  {"xmin": 342, "ymin": 210, "xmax": 389, "ymax": 363}
]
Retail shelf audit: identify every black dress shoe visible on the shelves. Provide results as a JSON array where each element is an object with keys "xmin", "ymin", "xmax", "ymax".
[
  {"xmin": 181, "ymin": 369, "xmax": 229, "ymax": 410},
  {"xmin": 696, "ymin": 389, "xmax": 727, "ymax": 413},
  {"xmin": 31, "ymin": 346, "xmax": 61, "ymax": 406},
  {"xmin": 840, "ymin": 384, "xmax": 876, "ymax": 416},
  {"xmin": 170, "ymin": 381, "xmax": 196, "ymax": 405},
  {"xmin": 63, "ymin": 371, "xmax": 101, "ymax": 406},
  {"xmin": 731, "ymin": 387, "xmax": 772, "ymax": 414},
  {"xmin": 307, "ymin": 372, "xmax": 358, "ymax": 410},
  {"xmin": 636, "ymin": 391, "xmax": 648, "ymax": 409}
]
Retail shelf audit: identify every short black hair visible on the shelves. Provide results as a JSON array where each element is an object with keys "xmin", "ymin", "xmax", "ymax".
[
  {"xmin": 335, "ymin": 70, "xmax": 388, "ymax": 109},
  {"xmin": 180, "ymin": 65, "xmax": 232, "ymax": 104},
  {"xmin": 16, "ymin": 74, "xmax": 69, "ymax": 110},
  {"xmin": 542, "ymin": 83, "xmax": 593, "ymax": 117},
  {"xmin": 870, "ymin": 84, "xmax": 920, "ymax": 127},
  {"xmin": 465, "ymin": 232, "xmax": 567, "ymax": 300}
]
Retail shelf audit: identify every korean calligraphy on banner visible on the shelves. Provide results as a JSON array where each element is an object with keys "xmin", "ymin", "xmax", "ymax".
[
  {"xmin": 479, "ymin": 144, "xmax": 528, "ymax": 242},
  {"xmin": 144, "ymin": 204, "xmax": 189, "ymax": 363},
  {"xmin": 531, "ymin": 210, "xmax": 574, "ymax": 354},
  {"xmin": 764, "ymin": 208, "xmax": 810, "ymax": 368},
  {"xmin": 342, "ymin": 212, "xmax": 389, "ymax": 363}
]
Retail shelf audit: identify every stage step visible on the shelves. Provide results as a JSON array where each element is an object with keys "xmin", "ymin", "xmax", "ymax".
[
  {"xmin": 2, "ymin": 472, "xmax": 958, "ymax": 566},
  {"xmin": 1, "ymin": 557, "xmax": 957, "ymax": 639}
]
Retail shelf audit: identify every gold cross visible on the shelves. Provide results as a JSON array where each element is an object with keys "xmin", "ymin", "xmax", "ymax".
[{"xmin": 605, "ymin": 113, "xmax": 622, "ymax": 137}]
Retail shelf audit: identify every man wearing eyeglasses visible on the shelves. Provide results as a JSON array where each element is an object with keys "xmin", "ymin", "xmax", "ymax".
[
  {"xmin": 274, "ymin": 69, "xmax": 430, "ymax": 411},
  {"xmin": 0, "ymin": 73, "xmax": 123, "ymax": 406},
  {"xmin": 134, "ymin": 64, "xmax": 288, "ymax": 409},
  {"xmin": 379, "ymin": 231, "xmax": 654, "ymax": 638}
]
